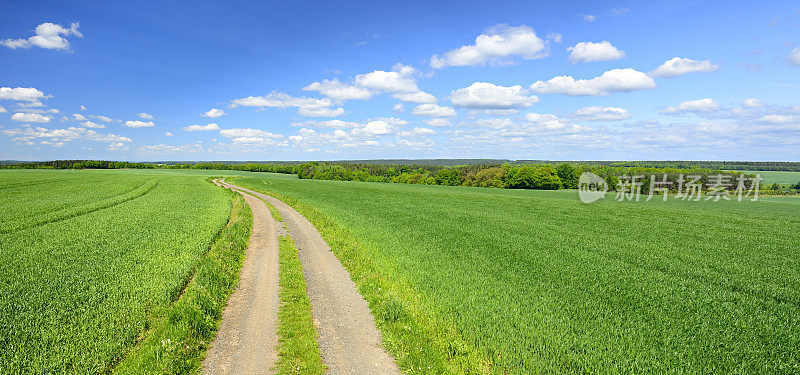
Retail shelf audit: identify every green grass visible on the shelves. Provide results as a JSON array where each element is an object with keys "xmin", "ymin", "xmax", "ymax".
[
  {"xmin": 276, "ymin": 230, "xmax": 325, "ymax": 374},
  {"xmin": 233, "ymin": 175, "xmax": 800, "ymax": 374},
  {"xmin": 113, "ymin": 186, "xmax": 252, "ymax": 374},
  {"xmin": 0, "ymin": 170, "xmax": 244, "ymax": 373},
  {"xmin": 735, "ymin": 170, "xmax": 800, "ymax": 185}
]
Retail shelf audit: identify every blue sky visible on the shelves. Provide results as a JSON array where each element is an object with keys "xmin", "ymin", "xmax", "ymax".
[{"xmin": 1, "ymin": 0, "xmax": 799, "ymax": 161}]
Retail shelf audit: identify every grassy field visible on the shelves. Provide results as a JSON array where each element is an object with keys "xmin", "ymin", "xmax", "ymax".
[
  {"xmin": 0, "ymin": 169, "xmax": 251, "ymax": 373},
  {"xmin": 736, "ymin": 170, "xmax": 800, "ymax": 185},
  {"xmin": 234, "ymin": 175, "xmax": 800, "ymax": 373}
]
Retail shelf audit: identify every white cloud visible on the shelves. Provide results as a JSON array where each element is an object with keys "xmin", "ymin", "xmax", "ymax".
[
  {"xmin": 790, "ymin": 47, "xmax": 800, "ymax": 67},
  {"xmin": 124, "ymin": 120, "xmax": 155, "ymax": 128},
  {"xmin": 80, "ymin": 105, "xmax": 87, "ymax": 111},
  {"xmin": 165, "ymin": 132, "xmax": 173, "ymax": 136},
  {"xmin": 743, "ymin": 98, "xmax": 763, "ymax": 108},
  {"xmin": 1, "ymin": 22, "xmax": 82, "ymax": 50},
  {"xmin": 392, "ymin": 91, "xmax": 437, "ymax": 103},
  {"xmin": 303, "ymin": 78, "xmax": 374, "ymax": 100},
  {"xmin": 398, "ymin": 127, "xmax": 435, "ymax": 137},
  {"xmin": 230, "ymin": 91, "xmax": 342, "ymax": 117},
  {"xmin": 80, "ymin": 121, "xmax": 105, "ymax": 128},
  {"xmin": 451, "ymin": 82, "xmax": 539, "ymax": 109},
  {"xmin": 297, "ymin": 106, "xmax": 345, "ymax": 117},
  {"xmin": 393, "ymin": 103, "xmax": 404, "ymax": 112},
  {"xmin": 426, "ymin": 118, "xmax": 452, "ymax": 127},
  {"xmin": 651, "ymin": 57, "xmax": 719, "ymax": 78},
  {"xmin": 47, "ymin": 108, "xmax": 59, "ymax": 113},
  {"xmin": 10, "ymin": 112, "xmax": 50, "ymax": 123},
  {"xmin": 355, "ymin": 64, "xmax": 418, "ymax": 93},
  {"xmin": 183, "ymin": 123, "xmax": 221, "ymax": 132},
  {"xmin": 137, "ymin": 112, "xmax": 154, "ymax": 119},
  {"xmin": 573, "ymin": 106, "xmax": 631, "ymax": 121},
  {"xmin": 290, "ymin": 119, "xmax": 359, "ymax": 129},
  {"xmin": 758, "ymin": 115, "xmax": 798, "ymax": 124},
  {"xmin": 219, "ymin": 128, "xmax": 284, "ymax": 144},
  {"xmin": 583, "ymin": 14, "xmax": 597, "ymax": 22},
  {"xmin": 90, "ymin": 115, "xmax": 113, "ymax": 122},
  {"xmin": 0, "ymin": 105, "xmax": 6, "ymax": 113},
  {"xmin": 546, "ymin": 32, "xmax": 562, "ymax": 43},
  {"xmin": 411, "ymin": 104, "xmax": 456, "ymax": 117},
  {"xmin": 525, "ymin": 113, "xmax": 587, "ymax": 132},
  {"xmin": 203, "ymin": 108, "xmax": 226, "ymax": 118},
  {"xmin": 663, "ymin": 98, "xmax": 720, "ymax": 114},
  {"xmin": 567, "ymin": 41, "xmax": 625, "ymax": 63},
  {"xmin": 431, "ymin": 24, "xmax": 547, "ymax": 69},
  {"xmin": 355, "ymin": 120, "xmax": 393, "ymax": 135},
  {"xmin": 3, "ymin": 126, "xmax": 131, "ymax": 144},
  {"xmin": 72, "ymin": 113, "xmax": 87, "ymax": 121},
  {"xmin": 0, "ymin": 87, "xmax": 47, "ymax": 102},
  {"xmin": 107, "ymin": 142, "xmax": 127, "ymax": 151},
  {"xmin": 531, "ymin": 68, "xmax": 656, "ymax": 96}
]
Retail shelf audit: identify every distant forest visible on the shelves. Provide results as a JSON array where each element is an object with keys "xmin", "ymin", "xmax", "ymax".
[{"xmin": 4, "ymin": 159, "xmax": 798, "ymax": 193}]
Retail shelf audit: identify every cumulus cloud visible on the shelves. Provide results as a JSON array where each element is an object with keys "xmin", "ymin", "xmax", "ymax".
[
  {"xmin": 10, "ymin": 112, "xmax": 50, "ymax": 123},
  {"xmin": 291, "ymin": 119, "xmax": 360, "ymax": 129},
  {"xmin": 72, "ymin": 113, "xmax": 87, "ymax": 121},
  {"xmin": 392, "ymin": 91, "xmax": 437, "ymax": 103},
  {"xmin": 303, "ymin": 78, "xmax": 374, "ymax": 101},
  {"xmin": 525, "ymin": 113, "xmax": 573, "ymax": 130},
  {"xmin": 124, "ymin": 120, "xmax": 155, "ymax": 128},
  {"xmin": 219, "ymin": 128, "xmax": 284, "ymax": 144},
  {"xmin": 663, "ymin": 98, "xmax": 720, "ymax": 114},
  {"xmin": 230, "ymin": 91, "xmax": 343, "ymax": 117},
  {"xmin": 3, "ymin": 125, "xmax": 131, "ymax": 145},
  {"xmin": 426, "ymin": 118, "xmax": 452, "ymax": 127},
  {"xmin": 80, "ymin": 121, "xmax": 105, "ymax": 128},
  {"xmin": 743, "ymin": 98, "xmax": 763, "ymax": 108},
  {"xmin": 90, "ymin": 114, "xmax": 113, "ymax": 122},
  {"xmin": 398, "ymin": 127, "xmax": 435, "ymax": 137},
  {"xmin": 80, "ymin": 105, "xmax": 87, "ymax": 111},
  {"xmin": 411, "ymin": 104, "xmax": 456, "ymax": 117},
  {"xmin": 546, "ymin": 32, "xmax": 562, "ymax": 43},
  {"xmin": 137, "ymin": 112, "xmax": 154, "ymax": 119},
  {"xmin": 583, "ymin": 14, "xmax": 597, "ymax": 22},
  {"xmin": 568, "ymin": 41, "xmax": 625, "ymax": 63},
  {"xmin": 790, "ymin": 47, "xmax": 800, "ymax": 67},
  {"xmin": 202, "ymin": 108, "xmax": 225, "ymax": 118},
  {"xmin": 430, "ymin": 24, "xmax": 547, "ymax": 69},
  {"xmin": 450, "ymin": 82, "xmax": 539, "ymax": 109},
  {"xmin": 651, "ymin": 57, "xmax": 719, "ymax": 78},
  {"xmin": 183, "ymin": 123, "xmax": 221, "ymax": 131},
  {"xmin": 0, "ymin": 87, "xmax": 48, "ymax": 102},
  {"xmin": 531, "ymin": 68, "xmax": 656, "ymax": 96},
  {"xmin": 165, "ymin": 132, "xmax": 173, "ymax": 136},
  {"xmin": 1, "ymin": 22, "xmax": 82, "ymax": 50},
  {"xmin": 573, "ymin": 106, "xmax": 631, "ymax": 121},
  {"xmin": 355, "ymin": 64, "xmax": 419, "ymax": 93}
]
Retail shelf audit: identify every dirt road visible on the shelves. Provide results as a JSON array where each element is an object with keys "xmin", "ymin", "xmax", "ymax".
[
  {"xmin": 219, "ymin": 180, "xmax": 400, "ymax": 375},
  {"xmin": 202, "ymin": 180, "xmax": 280, "ymax": 374}
]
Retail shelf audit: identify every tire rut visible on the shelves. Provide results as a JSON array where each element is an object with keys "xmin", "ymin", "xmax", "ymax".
[{"xmin": 219, "ymin": 180, "xmax": 400, "ymax": 375}]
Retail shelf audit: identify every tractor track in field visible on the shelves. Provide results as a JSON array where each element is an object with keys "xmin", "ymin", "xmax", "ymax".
[
  {"xmin": 203, "ymin": 180, "xmax": 281, "ymax": 374},
  {"xmin": 0, "ymin": 178, "xmax": 160, "ymax": 235},
  {"xmin": 216, "ymin": 180, "xmax": 400, "ymax": 375}
]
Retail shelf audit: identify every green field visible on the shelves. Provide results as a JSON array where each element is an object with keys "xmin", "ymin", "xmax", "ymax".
[
  {"xmin": 736, "ymin": 170, "xmax": 800, "ymax": 185},
  {"xmin": 234, "ymin": 175, "xmax": 800, "ymax": 373},
  {"xmin": 0, "ymin": 169, "xmax": 252, "ymax": 373}
]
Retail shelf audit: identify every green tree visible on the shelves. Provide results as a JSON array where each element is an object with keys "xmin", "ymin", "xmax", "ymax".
[{"xmin": 556, "ymin": 163, "xmax": 579, "ymax": 189}]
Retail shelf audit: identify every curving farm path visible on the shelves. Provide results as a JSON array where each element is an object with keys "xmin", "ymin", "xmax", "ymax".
[
  {"xmin": 203, "ymin": 179, "xmax": 280, "ymax": 374},
  {"xmin": 216, "ymin": 179, "xmax": 400, "ymax": 375}
]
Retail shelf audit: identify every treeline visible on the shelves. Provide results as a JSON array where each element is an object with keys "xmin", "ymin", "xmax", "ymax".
[
  {"xmin": 0, "ymin": 160, "xmax": 156, "ymax": 169},
  {"xmin": 294, "ymin": 162, "xmax": 762, "ymax": 192},
  {"xmin": 520, "ymin": 160, "xmax": 800, "ymax": 172}
]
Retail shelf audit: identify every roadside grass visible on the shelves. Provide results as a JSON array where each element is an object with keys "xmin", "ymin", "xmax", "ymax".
[
  {"xmin": 275, "ymin": 227, "xmax": 325, "ymax": 374},
  {"xmin": 114, "ymin": 186, "xmax": 251, "ymax": 374},
  {"xmin": 234, "ymin": 181, "xmax": 494, "ymax": 374},
  {"xmin": 232, "ymin": 176, "xmax": 800, "ymax": 373}
]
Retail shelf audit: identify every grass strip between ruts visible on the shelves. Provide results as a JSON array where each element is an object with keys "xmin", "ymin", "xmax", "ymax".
[
  {"xmin": 274, "ymin": 205, "xmax": 326, "ymax": 374},
  {"xmin": 232, "ymin": 181, "xmax": 496, "ymax": 374},
  {"xmin": 112, "ymin": 185, "xmax": 251, "ymax": 374}
]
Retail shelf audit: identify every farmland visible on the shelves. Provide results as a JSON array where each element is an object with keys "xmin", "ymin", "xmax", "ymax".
[
  {"xmin": 0, "ymin": 169, "xmax": 250, "ymax": 373},
  {"xmin": 233, "ymin": 174, "xmax": 800, "ymax": 373}
]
